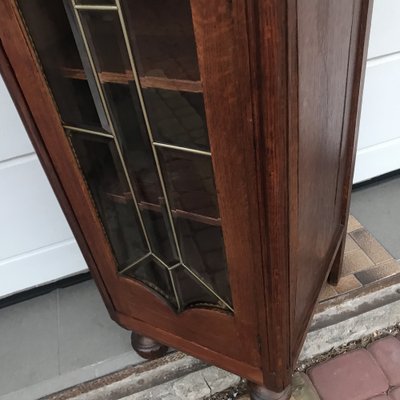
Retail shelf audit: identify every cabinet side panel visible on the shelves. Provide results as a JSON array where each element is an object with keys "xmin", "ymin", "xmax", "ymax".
[{"xmin": 294, "ymin": 0, "xmax": 357, "ymax": 340}]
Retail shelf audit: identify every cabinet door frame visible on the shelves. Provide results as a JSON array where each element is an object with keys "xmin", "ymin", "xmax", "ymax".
[{"xmin": 0, "ymin": 0, "xmax": 268, "ymax": 384}]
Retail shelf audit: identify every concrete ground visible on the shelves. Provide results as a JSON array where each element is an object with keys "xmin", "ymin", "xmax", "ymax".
[
  {"xmin": 0, "ymin": 280, "xmax": 144, "ymax": 400},
  {"xmin": 351, "ymin": 174, "xmax": 400, "ymax": 260}
]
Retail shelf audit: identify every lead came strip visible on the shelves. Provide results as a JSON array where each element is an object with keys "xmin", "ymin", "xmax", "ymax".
[
  {"xmin": 69, "ymin": 0, "xmax": 153, "ymax": 254},
  {"xmin": 69, "ymin": 0, "xmax": 183, "ymax": 309},
  {"xmin": 74, "ymin": 5, "xmax": 118, "ymax": 11},
  {"xmin": 114, "ymin": 0, "xmax": 184, "ymax": 263},
  {"xmin": 63, "ymin": 124, "xmax": 114, "ymax": 138},
  {"xmin": 114, "ymin": 0, "xmax": 233, "ymax": 311},
  {"xmin": 153, "ymin": 142, "xmax": 212, "ymax": 157}
]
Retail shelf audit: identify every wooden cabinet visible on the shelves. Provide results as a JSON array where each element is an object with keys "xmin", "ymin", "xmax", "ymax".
[{"xmin": 0, "ymin": 1, "xmax": 372, "ymax": 398}]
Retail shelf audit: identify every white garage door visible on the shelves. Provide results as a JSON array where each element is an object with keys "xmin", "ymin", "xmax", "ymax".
[
  {"xmin": 0, "ymin": 75, "xmax": 87, "ymax": 299},
  {"xmin": 354, "ymin": 0, "xmax": 400, "ymax": 183}
]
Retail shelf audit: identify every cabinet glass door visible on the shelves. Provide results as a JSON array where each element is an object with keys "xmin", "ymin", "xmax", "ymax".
[{"xmin": 18, "ymin": 0, "xmax": 232, "ymax": 312}]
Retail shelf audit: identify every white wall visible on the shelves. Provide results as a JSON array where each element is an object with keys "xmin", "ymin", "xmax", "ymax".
[
  {"xmin": 354, "ymin": 0, "xmax": 400, "ymax": 183},
  {"xmin": 0, "ymin": 75, "xmax": 87, "ymax": 299}
]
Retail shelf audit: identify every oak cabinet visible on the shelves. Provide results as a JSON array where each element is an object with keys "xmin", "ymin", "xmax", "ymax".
[{"xmin": 0, "ymin": 1, "xmax": 372, "ymax": 398}]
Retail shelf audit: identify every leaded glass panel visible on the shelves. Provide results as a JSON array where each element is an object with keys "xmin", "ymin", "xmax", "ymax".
[{"xmin": 18, "ymin": 0, "xmax": 233, "ymax": 312}]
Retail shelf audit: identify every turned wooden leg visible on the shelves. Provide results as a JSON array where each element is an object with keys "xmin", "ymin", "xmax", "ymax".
[
  {"xmin": 248, "ymin": 382, "xmax": 292, "ymax": 400},
  {"xmin": 130, "ymin": 332, "xmax": 168, "ymax": 360}
]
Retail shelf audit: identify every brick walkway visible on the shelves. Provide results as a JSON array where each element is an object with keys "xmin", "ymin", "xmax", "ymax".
[
  {"xmin": 319, "ymin": 215, "xmax": 400, "ymax": 302},
  {"xmin": 308, "ymin": 335, "xmax": 400, "ymax": 400}
]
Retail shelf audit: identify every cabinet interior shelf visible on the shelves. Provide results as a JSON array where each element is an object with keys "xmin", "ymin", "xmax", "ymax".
[
  {"xmin": 62, "ymin": 67, "xmax": 203, "ymax": 93},
  {"xmin": 106, "ymin": 192, "xmax": 221, "ymax": 226}
]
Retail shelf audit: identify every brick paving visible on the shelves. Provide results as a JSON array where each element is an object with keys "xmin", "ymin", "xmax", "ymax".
[
  {"xmin": 308, "ymin": 335, "xmax": 400, "ymax": 400},
  {"xmin": 319, "ymin": 216, "xmax": 400, "ymax": 302}
]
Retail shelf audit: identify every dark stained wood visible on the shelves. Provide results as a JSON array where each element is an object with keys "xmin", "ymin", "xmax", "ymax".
[
  {"xmin": 190, "ymin": 0, "xmax": 263, "ymax": 371},
  {"xmin": 294, "ymin": 0, "xmax": 355, "ymax": 343},
  {"xmin": 245, "ymin": 0, "xmax": 372, "ymax": 391},
  {"xmin": 291, "ymin": 0, "xmax": 373, "ymax": 361},
  {"xmin": 62, "ymin": 67, "xmax": 203, "ymax": 93},
  {"xmin": 139, "ymin": 76, "xmax": 202, "ymax": 93},
  {"xmin": 246, "ymin": 0, "xmax": 292, "ymax": 391},
  {"xmin": 130, "ymin": 332, "xmax": 168, "ymax": 360},
  {"xmin": 292, "ymin": 225, "xmax": 345, "ymax": 362},
  {"xmin": 105, "ymin": 192, "xmax": 222, "ymax": 226},
  {"xmin": 116, "ymin": 310, "xmax": 264, "ymax": 384},
  {"xmin": 329, "ymin": 0, "xmax": 374, "ymax": 285},
  {"xmin": 0, "ymin": 0, "xmax": 372, "ymax": 395},
  {"xmin": 287, "ymin": 0, "xmax": 301, "ymax": 374},
  {"xmin": 329, "ymin": 239, "xmax": 347, "ymax": 285}
]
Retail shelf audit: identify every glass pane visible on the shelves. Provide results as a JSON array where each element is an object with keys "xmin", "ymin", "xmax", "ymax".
[
  {"xmin": 69, "ymin": 131, "xmax": 148, "ymax": 269},
  {"xmin": 158, "ymin": 148, "xmax": 220, "ymax": 219},
  {"xmin": 143, "ymin": 89, "xmax": 209, "ymax": 151},
  {"xmin": 176, "ymin": 219, "xmax": 231, "ymax": 306},
  {"xmin": 102, "ymin": 83, "xmax": 157, "ymax": 204},
  {"xmin": 79, "ymin": 10, "xmax": 129, "ymax": 74},
  {"xmin": 124, "ymin": 258, "xmax": 177, "ymax": 309},
  {"xmin": 121, "ymin": 0, "xmax": 200, "ymax": 81},
  {"xmin": 17, "ymin": 0, "xmax": 103, "ymax": 131},
  {"xmin": 79, "ymin": 10, "xmax": 179, "ymax": 266},
  {"xmin": 171, "ymin": 266, "xmax": 227, "ymax": 311},
  {"xmin": 121, "ymin": 0, "xmax": 209, "ymax": 151},
  {"xmin": 158, "ymin": 148, "xmax": 231, "ymax": 306},
  {"xmin": 142, "ymin": 210, "xmax": 178, "ymax": 267}
]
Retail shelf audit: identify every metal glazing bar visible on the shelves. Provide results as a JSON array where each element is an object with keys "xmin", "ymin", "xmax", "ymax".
[
  {"xmin": 63, "ymin": 124, "xmax": 114, "ymax": 138},
  {"xmin": 74, "ymin": 5, "xmax": 118, "ymax": 11},
  {"xmin": 181, "ymin": 264, "xmax": 234, "ymax": 312},
  {"xmin": 152, "ymin": 254, "xmax": 173, "ymax": 271},
  {"xmin": 115, "ymin": 0, "xmax": 183, "ymax": 263},
  {"xmin": 118, "ymin": 253, "xmax": 151, "ymax": 275},
  {"xmin": 153, "ymin": 142, "xmax": 211, "ymax": 157},
  {"xmin": 168, "ymin": 269, "xmax": 181, "ymax": 311},
  {"xmin": 168, "ymin": 263, "xmax": 181, "ymax": 271},
  {"xmin": 70, "ymin": 0, "xmax": 153, "ymax": 253}
]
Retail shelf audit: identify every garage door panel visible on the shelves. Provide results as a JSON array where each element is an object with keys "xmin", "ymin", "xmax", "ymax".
[
  {"xmin": 0, "ymin": 240, "xmax": 86, "ymax": 299},
  {"xmin": 368, "ymin": 0, "xmax": 400, "ymax": 59},
  {"xmin": 0, "ymin": 75, "xmax": 33, "ymax": 162},
  {"xmin": 354, "ymin": 138, "xmax": 400, "ymax": 183},
  {"xmin": 358, "ymin": 56, "xmax": 400, "ymax": 150},
  {"xmin": 0, "ymin": 155, "xmax": 76, "ymax": 260}
]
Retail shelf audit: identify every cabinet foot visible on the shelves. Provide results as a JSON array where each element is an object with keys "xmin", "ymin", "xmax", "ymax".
[
  {"xmin": 130, "ymin": 332, "xmax": 168, "ymax": 360},
  {"xmin": 248, "ymin": 382, "xmax": 292, "ymax": 400},
  {"xmin": 328, "ymin": 235, "xmax": 346, "ymax": 285}
]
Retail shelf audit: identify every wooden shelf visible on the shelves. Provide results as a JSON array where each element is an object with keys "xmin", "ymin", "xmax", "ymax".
[
  {"xmin": 62, "ymin": 67, "xmax": 202, "ymax": 93},
  {"xmin": 106, "ymin": 192, "xmax": 221, "ymax": 226}
]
